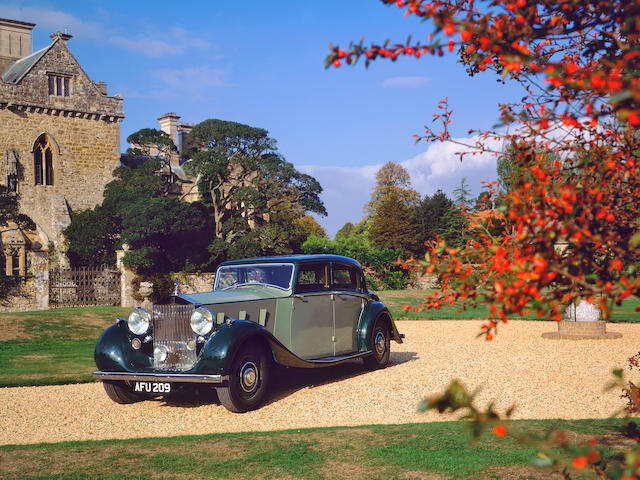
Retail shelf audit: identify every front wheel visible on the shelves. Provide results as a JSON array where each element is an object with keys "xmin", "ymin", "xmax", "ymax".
[
  {"xmin": 102, "ymin": 381, "xmax": 147, "ymax": 404},
  {"xmin": 217, "ymin": 345, "xmax": 270, "ymax": 413},
  {"xmin": 362, "ymin": 316, "xmax": 391, "ymax": 370}
]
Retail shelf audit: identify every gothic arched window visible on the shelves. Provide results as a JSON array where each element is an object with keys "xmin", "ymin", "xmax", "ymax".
[{"xmin": 33, "ymin": 135, "xmax": 54, "ymax": 186}]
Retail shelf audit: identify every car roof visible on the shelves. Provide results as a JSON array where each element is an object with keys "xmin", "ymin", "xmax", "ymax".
[{"xmin": 218, "ymin": 254, "xmax": 362, "ymax": 269}]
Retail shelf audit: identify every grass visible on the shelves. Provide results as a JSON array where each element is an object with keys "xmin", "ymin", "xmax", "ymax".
[
  {"xmin": 0, "ymin": 419, "xmax": 635, "ymax": 479},
  {"xmin": 379, "ymin": 289, "xmax": 640, "ymax": 322},
  {"xmin": 0, "ymin": 306, "xmax": 129, "ymax": 387}
]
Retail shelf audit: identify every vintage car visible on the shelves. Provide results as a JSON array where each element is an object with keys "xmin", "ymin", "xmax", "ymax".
[{"xmin": 93, "ymin": 254, "xmax": 403, "ymax": 412}]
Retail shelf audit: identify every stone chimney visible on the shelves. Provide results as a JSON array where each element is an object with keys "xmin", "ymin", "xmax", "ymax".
[
  {"xmin": 95, "ymin": 81, "xmax": 107, "ymax": 95},
  {"xmin": 0, "ymin": 17, "xmax": 36, "ymax": 74},
  {"xmin": 158, "ymin": 112, "xmax": 180, "ymax": 146},
  {"xmin": 176, "ymin": 122, "xmax": 194, "ymax": 155},
  {"xmin": 49, "ymin": 31, "xmax": 73, "ymax": 43}
]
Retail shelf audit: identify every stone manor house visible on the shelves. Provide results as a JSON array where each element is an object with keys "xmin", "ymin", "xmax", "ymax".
[{"xmin": 0, "ymin": 17, "xmax": 124, "ymax": 309}]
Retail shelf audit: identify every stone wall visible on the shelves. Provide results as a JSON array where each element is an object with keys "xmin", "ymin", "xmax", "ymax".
[
  {"xmin": 171, "ymin": 272, "xmax": 216, "ymax": 294},
  {"xmin": 115, "ymin": 250, "xmax": 215, "ymax": 308},
  {"xmin": 0, "ymin": 35, "xmax": 123, "ymax": 249},
  {"xmin": 0, "ymin": 109, "xmax": 121, "ymax": 245},
  {"xmin": 0, "ymin": 250, "xmax": 49, "ymax": 312}
]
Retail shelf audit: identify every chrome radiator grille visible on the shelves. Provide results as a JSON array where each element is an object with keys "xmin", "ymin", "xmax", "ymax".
[{"xmin": 152, "ymin": 304, "xmax": 197, "ymax": 371}]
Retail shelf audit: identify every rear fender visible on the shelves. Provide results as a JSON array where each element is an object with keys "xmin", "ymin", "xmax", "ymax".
[{"xmin": 357, "ymin": 302, "xmax": 403, "ymax": 352}]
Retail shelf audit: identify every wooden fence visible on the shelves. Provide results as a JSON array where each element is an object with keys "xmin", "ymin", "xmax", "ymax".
[{"xmin": 49, "ymin": 265, "xmax": 121, "ymax": 308}]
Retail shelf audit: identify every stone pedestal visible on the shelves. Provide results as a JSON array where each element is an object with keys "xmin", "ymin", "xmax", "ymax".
[
  {"xmin": 542, "ymin": 299, "xmax": 622, "ymax": 339},
  {"xmin": 542, "ymin": 320, "xmax": 622, "ymax": 340},
  {"xmin": 116, "ymin": 249, "xmax": 136, "ymax": 307}
]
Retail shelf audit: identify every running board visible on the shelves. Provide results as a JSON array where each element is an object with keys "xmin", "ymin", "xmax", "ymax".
[
  {"xmin": 306, "ymin": 351, "xmax": 372, "ymax": 365},
  {"xmin": 93, "ymin": 371, "xmax": 227, "ymax": 384}
]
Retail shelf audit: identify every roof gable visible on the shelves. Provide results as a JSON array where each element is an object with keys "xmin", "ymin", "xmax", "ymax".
[{"xmin": 1, "ymin": 44, "xmax": 52, "ymax": 83}]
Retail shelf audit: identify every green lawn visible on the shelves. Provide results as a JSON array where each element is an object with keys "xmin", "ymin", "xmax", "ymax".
[
  {"xmin": 0, "ymin": 419, "xmax": 635, "ymax": 479},
  {"xmin": 379, "ymin": 289, "xmax": 640, "ymax": 322},
  {"xmin": 0, "ymin": 306, "xmax": 129, "ymax": 387}
]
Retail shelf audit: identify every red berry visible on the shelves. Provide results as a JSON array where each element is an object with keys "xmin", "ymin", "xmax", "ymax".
[
  {"xmin": 493, "ymin": 424, "xmax": 506, "ymax": 436},
  {"xmin": 444, "ymin": 23, "xmax": 456, "ymax": 36},
  {"xmin": 573, "ymin": 457, "xmax": 588, "ymax": 469},
  {"xmin": 332, "ymin": 59, "xmax": 341, "ymax": 68}
]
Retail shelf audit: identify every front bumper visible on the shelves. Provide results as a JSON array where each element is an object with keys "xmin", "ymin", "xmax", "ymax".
[{"xmin": 93, "ymin": 371, "xmax": 227, "ymax": 384}]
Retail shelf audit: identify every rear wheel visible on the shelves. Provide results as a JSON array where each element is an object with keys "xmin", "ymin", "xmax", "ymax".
[
  {"xmin": 217, "ymin": 345, "xmax": 270, "ymax": 413},
  {"xmin": 103, "ymin": 381, "xmax": 147, "ymax": 404},
  {"xmin": 362, "ymin": 315, "xmax": 391, "ymax": 370}
]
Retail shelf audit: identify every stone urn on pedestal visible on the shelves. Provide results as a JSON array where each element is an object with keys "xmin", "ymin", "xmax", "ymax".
[
  {"xmin": 542, "ymin": 299, "xmax": 622, "ymax": 339},
  {"xmin": 138, "ymin": 281, "xmax": 154, "ymax": 311}
]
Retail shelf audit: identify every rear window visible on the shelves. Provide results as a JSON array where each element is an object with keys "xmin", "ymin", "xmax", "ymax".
[
  {"xmin": 332, "ymin": 264, "xmax": 359, "ymax": 291},
  {"xmin": 295, "ymin": 263, "xmax": 329, "ymax": 293}
]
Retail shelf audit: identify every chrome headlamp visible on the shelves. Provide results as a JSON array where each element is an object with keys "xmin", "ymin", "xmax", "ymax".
[
  {"xmin": 190, "ymin": 307, "xmax": 214, "ymax": 335},
  {"xmin": 127, "ymin": 307, "xmax": 151, "ymax": 335}
]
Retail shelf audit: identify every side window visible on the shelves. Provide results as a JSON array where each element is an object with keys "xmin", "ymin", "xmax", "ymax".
[
  {"xmin": 295, "ymin": 263, "xmax": 329, "ymax": 293},
  {"xmin": 332, "ymin": 264, "xmax": 359, "ymax": 291}
]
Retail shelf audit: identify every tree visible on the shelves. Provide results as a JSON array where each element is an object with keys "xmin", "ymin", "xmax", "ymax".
[
  {"xmin": 452, "ymin": 177, "xmax": 472, "ymax": 208},
  {"xmin": 295, "ymin": 215, "xmax": 327, "ymax": 239},
  {"xmin": 412, "ymin": 190, "xmax": 467, "ymax": 252},
  {"xmin": 328, "ymin": 0, "xmax": 640, "ymax": 476},
  {"xmin": 122, "ymin": 128, "xmax": 177, "ymax": 167},
  {"xmin": 365, "ymin": 161, "xmax": 419, "ymax": 220},
  {"xmin": 368, "ymin": 189, "xmax": 420, "ymax": 251},
  {"xmin": 335, "ymin": 222, "xmax": 355, "ymax": 239},
  {"xmin": 65, "ymin": 158, "xmax": 213, "ymax": 272},
  {"xmin": 365, "ymin": 162, "xmax": 420, "ymax": 252},
  {"xmin": 184, "ymin": 119, "xmax": 326, "ymax": 245}
]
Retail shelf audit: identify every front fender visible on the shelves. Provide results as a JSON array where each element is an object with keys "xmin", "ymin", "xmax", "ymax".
[
  {"xmin": 357, "ymin": 301, "xmax": 403, "ymax": 352},
  {"xmin": 195, "ymin": 320, "xmax": 282, "ymax": 374},
  {"xmin": 94, "ymin": 320, "xmax": 153, "ymax": 372}
]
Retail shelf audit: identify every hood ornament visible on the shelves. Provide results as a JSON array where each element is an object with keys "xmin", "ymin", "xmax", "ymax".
[{"xmin": 173, "ymin": 280, "xmax": 180, "ymax": 296}]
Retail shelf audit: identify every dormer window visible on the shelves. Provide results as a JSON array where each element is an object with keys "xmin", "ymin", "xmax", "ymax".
[{"xmin": 48, "ymin": 74, "xmax": 70, "ymax": 96}]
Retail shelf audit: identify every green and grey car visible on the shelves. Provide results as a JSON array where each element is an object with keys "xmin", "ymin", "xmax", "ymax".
[{"xmin": 93, "ymin": 254, "xmax": 403, "ymax": 412}]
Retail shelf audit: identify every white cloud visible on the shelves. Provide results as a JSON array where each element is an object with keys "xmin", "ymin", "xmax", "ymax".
[
  {"xmin": 111, "ymin": 36, "xmax": 184, "ymax": 57},
  {"xmin": 0, "ymin": 5, "xmax": 213, "ymax": 57},
  {"xmin": 0, "ymin": 5, "xmax": 103, "ymax": 39},
  {"xmin": 381, "ymin": 76, "xmax": 430, "ymax": 87},
  {"xmin": 150, "ymin": 65, "xmax": 229, "ymax": 100},
  {"xmin": 111, "ymin": 29, "xmax": 212, "ymax": 57},
  {"xmin": 299, "ymin": 134, "xmax": 503, "ymax": 237}
]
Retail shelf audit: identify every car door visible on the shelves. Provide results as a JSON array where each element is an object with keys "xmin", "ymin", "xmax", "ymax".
[
  {"xmin": 331, "ymin": 263, "xmax": 365, "ymax": 355},
  {"xmin": 291, "ymin": 262, "xmax": 334, "ymax": 359}
]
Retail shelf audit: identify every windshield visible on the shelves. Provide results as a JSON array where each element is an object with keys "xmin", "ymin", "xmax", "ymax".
[{"xmin": 214, "ymin": 263, "xmax": 295, "ymax": 291}]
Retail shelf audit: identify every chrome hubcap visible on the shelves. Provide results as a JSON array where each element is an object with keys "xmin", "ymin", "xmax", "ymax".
[
  {"xmin": 240, "ymin": 361, "xmax": 258, "ymax": 393},
  {"xmin": 374, "ymin": 331, "xmax": 386, "ymax": 356}
]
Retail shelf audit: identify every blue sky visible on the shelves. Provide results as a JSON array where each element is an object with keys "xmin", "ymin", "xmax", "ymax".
[{"xmin": 1, "ymin": 1, "xmax": 523, "ymax": 236}]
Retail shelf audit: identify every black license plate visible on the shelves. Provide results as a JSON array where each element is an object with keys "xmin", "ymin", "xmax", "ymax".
[{"xmin": 133, "ymin": 382, "xmax": 171, "ymax": 394}]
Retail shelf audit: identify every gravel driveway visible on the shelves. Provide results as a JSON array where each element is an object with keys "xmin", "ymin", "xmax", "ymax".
[{"xmin": 0, "ymin": 320, "xmax": 636, "ymax": 446}]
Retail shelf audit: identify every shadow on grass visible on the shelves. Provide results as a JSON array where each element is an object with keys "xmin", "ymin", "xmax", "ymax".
[{"xmin": 159, "ymin": 350, "xmax": 418, "ymax": 409}]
